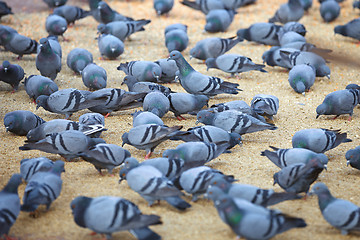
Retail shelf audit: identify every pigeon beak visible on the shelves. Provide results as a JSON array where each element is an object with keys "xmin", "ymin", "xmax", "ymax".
[
  {"xmin": 206, "ymin": 67, "xmax": 209, "ymax": 71},
  {"xmin": 316, "ymin": 114, "xmax": 320, "ymax": 119},
  {"xmin": 122, "ymin": 142, "xmax": 125, "ymax": 147},
  {"xmin": 324, "ymin": 164, "xmax": 327, "ymax": 171},
  {"xmin": 302, "ymin": 92, "xmax": 306, "ymax": 97},
  {"xmin": 167, "ymin": 57, "xmax": 171, "ymax": 61},
  {"xmin": 111, "ymin": 48, "xmax": 116, "ymax": 53},
  {"xmin": 157, "ymin": 10, "xmax": 161, "ymax": 16},
  {"xmin": 347, "ymin": 160, "xmax": 350, "ymax": 166},
  {"xmin": 121, "ymin": 81, "xmax": 125, "ymax": 85},
  {"xmin": 36, "ymin": 104, "xmax": 40, "ymax": 110},
  {"xmin": 5, "ymin": 126, "xmax": 9, "ymax": 132},
  {"xmin": 326, "ymin": 75, "xmax": 330, "ymax": 79},
  {"xmin": 189, "ymin": 55, "xmax": 193, "ymax": 60},
  {"xmin": 62, "ymin": 27, "xmax": 66, "ymax": 31}
]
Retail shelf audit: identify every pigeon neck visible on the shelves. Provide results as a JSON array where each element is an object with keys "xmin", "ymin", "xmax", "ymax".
[
  {"xmin": 176, "ymin": 56, "xmax": 194, "ymax": 77},
  {"xmin": 73, "ymin": 197, "xmax": 92, "ymax": 227},
  {"xmin": 3, "ymin": 179, "xmax": 21, "ymax": 194},
  {"xmin": 317, "ymin": 191, "xmax": 335, "ymax": 212}
]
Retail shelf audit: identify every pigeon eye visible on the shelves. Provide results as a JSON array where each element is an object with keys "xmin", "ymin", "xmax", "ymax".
[
  {"xmin": 71, "ymin": 204, "xmax": 75, "ymax": 209},
  {"xmin": 213, "ymin": 181, "xmax": 217, "ymax": 185},
  {"xmin": 122, "ymin": 173, "xmax": 126, "ymax": 177}
]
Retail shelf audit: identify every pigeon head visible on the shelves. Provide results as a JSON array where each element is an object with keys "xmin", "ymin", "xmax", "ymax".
[
  {"xmin": 4, "ymin": 113, "xmax": 18, "ymax": 132},
  {"xmin": 295, "ymin": 80, "xmax": 306, "ymax": 94},
  {"xmin": 124, "ymin": 157, "xmax": 139, "ymax": 170},
  {"xmin": 204, "ymin": 21, "xmax": 220, "ymax": 33},
  {"xmin": 283, "ymin": 22, "xmax": 307, "ymax": 36},
  {"xmin": 98, "ymin": 1, "xmax": 108, "ymax": 10},
  {"xmin": 315, "ymin": 103, "xmax": 328, "ymax": 118},
  {"xmin": 317, "ymin": 154, "xmax": 329, "ymax": 169},
  {"xmin": 345, "ymin": 147, "xmax": 360, "ymax": 168},
  {"xmin": 39, "ymin": 38, "xmax": 51, "ymax": 52},
  {"xmin": 168, "ymin": 50, "xmax": 182, "ymax": 61},
  {"xmin": 354, "ymin": 1, "xmax": 360, "ymax": 8},
  {"xmin": 97, "ymin": 24, "xmax": 107, "ymax": 34},
  {"xmin": 262, "ymin": 47, "xmax": 279, "ymax": 67},
  {"xmin": 121, "ymin": 132, "xmax": 129, "ymax": 147},
  {"xmin": 2, "ymin": 60, "xmax": 10, "ymax": 70},
  {"xmin": 51, "ymin": 160, "xmax": 65, "ymax": 174},
  {"xmin": 35, "ymin": 95, "xmax": 50, "ymax": 110},
  {"xmin": 121, "ymin": 75, "xmax": 137, "ymax": 89},
  {"xmin": 196, "ymin": 110, "xmax": 215, "ymax": 125},
  {"xmin": 317, "ymin": 65, "xmax": 330, "ymax": 79},
  {"xmin": 42, "ymin": 81, "xmax": 59, "ymax": 96},
  {"xmin": 209, "ymin": 176, "xmax": 231, "ymax": 192},
  {"xmin": 236, "ymin": 28, "xmax": 249, "ymax": 41},
  {"xmin": 346, "ymin": 84, "xmax": 360, "ymax": 90},
  {"xmin": 118, "ymin": 166, "xmax": 130, "ymax": 183},
  {"xmin": 229, "ymin": 133, "xmax": 242, "ymax": 147},
  {"xmin": 334, "ymin": 25, "xmax": 346, "ymax": 36},
  {"xmin": 189, "ymin": 47, "xmax": 204, "ymax": 60},
  {"xmin": 3, "ymin": 174, "xmax": 22, "ymax": 193},
  {"xmin": 194, "ymin": 95, "xmax": 209, "ymax": 109},
  {"xmin": 205, "ymin": 186, "xmax": 225, "ymax": 202},
  {"xmin": 162, "ymin": 149, "xmax": 180, "ymax": 160},
  {"xmin": 309, "ymin": 182, "xmax": 333, "ymax": 203},
  {"xmin": 205, "ymin": 58, "xmax": 217, "ymax": 71},
  {"xmin": 70, "ymin": 196, "xmax": 92, "ymax": 228}
]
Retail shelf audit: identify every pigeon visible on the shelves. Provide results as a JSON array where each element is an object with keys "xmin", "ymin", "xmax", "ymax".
[
  {"xmin": 143, "ymin": 92, "xmax": 170, "ymax": 118},
  {"xmin": 66, "ymin": 48, "xmax": 93, "ymax": 74},
  {"xmin": 26, "ymin": 119, "xmax": 106, "ymax": 142},
  {"xmin": 45, "ymin": 14, "xmax": 68, "ymax": 38},
  {"xmin": 208, "ymin": 188, "xmax": 307, "ymax": 239},
  {"xmin": 334, "ymin": 18, "xmax": 360, "ymax": 41},
  {"xmin": 70, "ymin": 196, "xmax": 162, "ymax": 240},
  {"xmin": 35, "ymin": 88, "xmax": 110, "ymax": 119},
  {"xmin": 20, "ymin": 130, "xmax": 105, "ymax": 161},
  {"xmin": 204, "ymin": 9, "xmax": 235, "ymax": 33},
  {"xmin": 320, "ymin": 0, "xmax": 340, "ymax": 22},
  {"xmin": 87, "ymin": 88, "xmax": 146, "ymax": 116},
  {"xmin": 0, "ymin": 60, "xmax": 24, "ymax": 91},
  {"xmin": 273, "ymin": 158, "xmax": 325, "ymax": 193},
  {"xmin": 4, "ymin": 110, "xmax": 45, "ymax": 136},
  {"xmin": 132, "ymin": 110, "xmax": 164, "ymax": 127},
  {"xmin": 167, "ymin": 92, "xmax": 209, "ymax": 120},
  {"xmin": 78, "ymin": 112, "xmax": 105, "ymax": 138},
  {"xmin": 0, "ymin": 27, "xmax": 38, "ymax": 59},
  {"xmin": 162, "ymin": 141, "xmax": 229, "ymax": 169},
  {"xmin": 209, "ymin": 176, "xmax": 301, "ymax": 207},
  {"xmin": 165, "ymin": 27, "xmax": 189, "ymax": 53},
  {"xmin": 154, "ymin": 0, "xmax": 174, "ymax": 15},
  {"xmin": 0, "ymin": 1, "xmax": 12, "ymax": 19},
  {"xmin": 250, "ymin": 94, "xmax": 279, "ymax": 120},
  {"xmin": 282, "ymin": 21, "xmax": 307, "ymax": 36},
  {"xmin": 24, "ymin": 75, "xmax": 59, "ymax": 102},
  {"xmin": 179, "ymin": 166, "xmax": 236, "ymax": 201},
  {"xmin": 189, "ymin": 36, "xmax": 242, "ymax": 61},
  {"xmin": 205, "ymin": 54, "xmax": 267, "ymax": 77},
  {"xmin": 43, "ymin": 0, "xmax": 67, "ymax": 8},
  {"xmin": 180, "ymin": 0, "xmax": 225, "ymax": 14},
  {"xmin": 292, "ymin": 128, "xmax": 352, "ymax": 153},
  {"xmin": 170, "ymin": 125, "xmax": 242, "ymax": 150},
  {"xmin": 122, "ymin": 75, "xmax": 172, "ymax": 96},
  {"xmin": 196, "ymin": 109, "xmax": 277, "ymax": 135},
  {"xmin": 98, "ymin": 34, "xmax": 124, "ymax": 60},
  {"xmin": 119, "ymin": 164, "xmax": 191, "ymax": 210},
  {"xmin": 80, "ymin": 143, "xmax": 131, "ymax": 174},
  {"xmin": 168, "ymin": 50, "xmax": 241, "ymax": 96},
  {"xmin": 346, "ymin": 146, "xmax": 360, "ymax": 170},
  {"xmin": 97, "ymin": 19, "xmax": 151, "ymax": 42},
  {"xmin": 262, "ymin": 46, "xmax": 294, "ymax": 69},
  {"xmin": 269, "ymin": 0, "xmax": 304, "ymax": 24},
  {"xmin": 122, "ymin": 124, "xmax": 182, "ymax": 159},
  {"xmin": 36, "ymin": 38, "xmax": 61, "ymax": 80},
  {"xmin": 0, "ymin": 174, "xmax": 22, "ymax": 240},
  {"xmin": 53, "ymin": 5, "xmax": 91, "ymax": 25},
  {"xmin": 20, "ymin": 157, "xmax": 54, "ymax": 182},
  {"xmin": 261, "ymin": 146, "xmax": 329, "ymax": 168},
  {"xmin": 154, "ymin": 58, "xmax": 179, "ymax": 82},
  {"xmin": 237, "ymin": 22, "xmax": 282, "ymax": 46},
  {"xmin": 117, "ymin": 61, "xmax": 162, "ymax": 82},
  {"xmin": 316, "ymin": 89, "xmax": 359, "ymax": 120},
  {"xmin": 97, "ymin": 1, "xmax": 133, "ymax": 24},
  {"xmin": 288, "ymin": 64, "xmax": 316, "ymax": 95},
  {"xmin": 81, "ymin": 63, "xmax": 107, "ymax": 90},
  {"xmin": 310, "ymin": 182, "xmax": 360, "ymax": 235},
  {"xmin": 21, "ymin": 160, "xmax": 65, "ymax": 212}
]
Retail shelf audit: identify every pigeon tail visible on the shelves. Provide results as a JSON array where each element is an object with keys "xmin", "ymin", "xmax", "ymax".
[
  {"xmin": 164, "ymin": 196, "xmax": 191, "ymax": 210},
  {"xmin": 130, "ymin": 227, "xmax": 162, "ymax": 240},
  {"xmin": 265, "ymin": 192, "xmax": 302, "ymax": 206}
]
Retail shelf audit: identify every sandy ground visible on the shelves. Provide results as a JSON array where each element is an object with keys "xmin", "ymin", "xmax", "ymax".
[{"xmin": 1, "ymin": 0, "xmax": 360, "ymax": 239}]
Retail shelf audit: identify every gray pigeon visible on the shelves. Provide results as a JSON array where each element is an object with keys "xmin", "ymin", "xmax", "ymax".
[
  {"xmin": 168, "ymin": 92, "xmax": 209, "ymax": 120},
  {"xmin": 53, "ymin": 5, "xmax": 91, "ymax": 25},
  {"xmin": 21, "ymin": 160, "xmax": 64, "ymax": 212},
  {"xmin": 250, "ymin": 94, "xmax": 279, "ymax": 120},
  {"xmin": 24, "ymin": 75, "xmax": 59, "ymax": 102},
  {"xmin": 205, "ymin": 54, "xmax": 267, "ymax": 77},
  {"xmin": 154, "ymin": 0, "xmax": 174, "ymax": 15},
  {"xmin": 320, "ymin": 0, "xmax": 340, "ymax": 22},
  {"xmin": 292, "ymin": 128, "xmax": 352, "ymax": 153},
  {"xmin": 273, "ymin": 158, "xmax": 325, "ymax": 193},
  {"xmin": 117, "ymin": 61, "xmax": 162, "ymax": 82},
  {"xmin": 132, "ymin": 110, "xmax": 164, "ymax": 127},
  {"xmin": 20, "ymin": 130, "xmax": 105, "ymax": 161},
  {"xmin": 35, "ymin": 88, "xmax": 110, "ymax": 119},
  {"xmin": 288, "ymin": 64, "xmax": 316, "ymax": 95},
  {"xmin": 154, "ymin": 59, "xmax": 179, "ymax": 83},
  {"xmin": 168, "ymin": 50, "xmax": 241, "ymax": 96},
  {"xmin": 87, "ymin": 88, "xmax": 146, "ymax": 116},
  {"xmin": 45, "ymin": 14, "xmax": 68, "ymax": 38},
  {"xmin": 237, "ymin": 22, "xmax": 282, "ymax": 46},
  {"xmin": 81, "ymin": 143, "xmax": 131, "ymax": 174},
  {"xmin": 209, "ymin": 176, "xmax": 301, "ymax": 207},
  {"xmin": 310, "ymin": 182, "xmax": 360, "ymax": 235},
  {"xmin": 196, "ymin": 109, "xmax": 277, "ymax": 135},
  {"xmin": 316, "ymin": 89, "xmax": 359, "ymax": 120},
  {"xmin": 189, "ymin": 36, "xmax": 243, "ymax": 60},
  {"xmin": 180, "ymin": 0, "xmax": 225, "ymax": 14},
  {"xmin": 261, "ymin": 146, "xmax": 329, "ymax": 168},
  {"xmin": 97, "ymin": 1, "xmax": 133, "ymax": 24},
  {"xmin": 98, "ymin": 34, "xmax": 124, "ymax": 60},
  {"xmin": 143, "ymin": 91, "xmax": 170, "ymax": 118},
  {"xmin": 269, "ymin": 0, "xmax": 304, "ymax": 24},
  {"xmin": 70, "ymin": 196, "xmax": 162, "ymax": 240},
  {"xmin": 4, "ymin": 110, "xmax": 45, "ymax": 136},
  {"xmin": 334, "ymin": 18, "xmax": 360, "ymax": 41},
  {"xmin": 122, "ymin": 75, "xmax": 172, "ymax": 96},
  {"xmin": 170, "ymin": 125, "xmax": 242, "ymax": 150},
  {"xmin": 81, "ymin": 63, "xmax": 107, "ymax": 90},
  {"xmin": 262, "ymin": 46, "xmax": 294, "ymax": 69},
  {"xmin": 346, "ymin": 146, "xmax": 360, "ymax": 171},
  {"xmin": 205, "ymin": 9, "xmax": 235, "ymax": 33},
  {"xmin": 0, "ymin": 60, "xmax": 24, "ymax": 91},
  {"xmin": 20, "ymin": 157, "xmax": 54, "ymax": 182},
  {"xmin": 26, "ymin": 119, "xmax": 106, "ymax": 142},
  {"xmin": 283, "ymin": 21, "xmax": 307, "ymax": 36},
  {"xmin": 0, "ymin": 174, "xmax": 22, "ymax": 239},
  {"xmin": 122, "ymin": 124, "xmax": 182, "ymax": 159},
  {"xmin": 66, "ymin": 48, "xmax": 93, "ymax": 74},
  {"xmin": 165, "ymin": 27, "xmax": 189, "ymax": 53},
  {"xmin": 97, "ymin": 19, "xmax": 151, "ymax": 42},
  {"xmin": 43, "ymin": 0, "xmax": 67, "ymax": 8},
  {"xmin": 36, "ymin": 38, "xmax": 62, "ymax": 80},
  {"xmin": 119, "ymin": 164, "xmax": 191, "ymax": 210}
]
